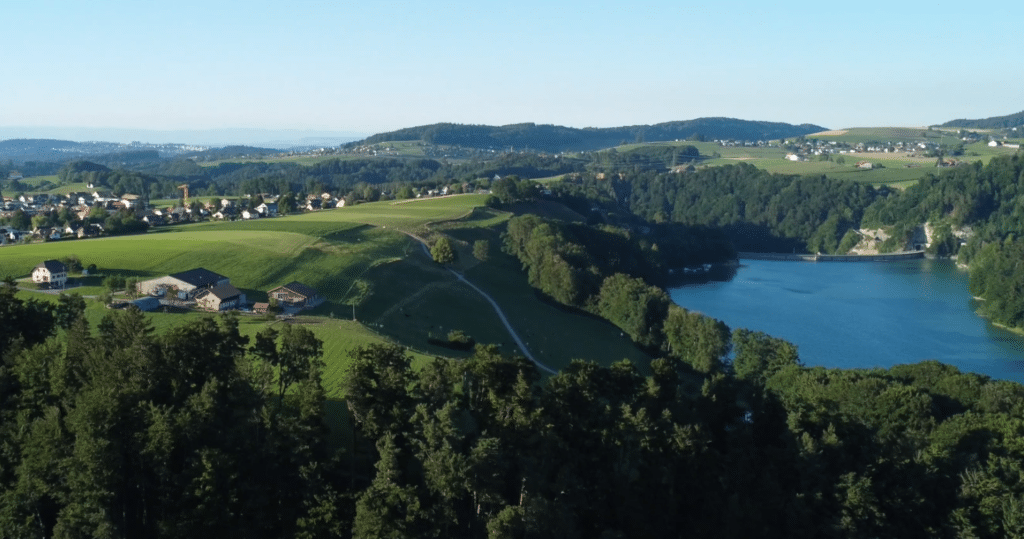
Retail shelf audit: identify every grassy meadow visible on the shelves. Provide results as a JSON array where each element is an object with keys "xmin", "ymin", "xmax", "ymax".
[
  {"xmin": 607, "ymin": 131, "xmax": 1022, "ymax": 186},
  {"xmin": 4, "ymin": 193, "xmax": 655, "ymax": 396}
]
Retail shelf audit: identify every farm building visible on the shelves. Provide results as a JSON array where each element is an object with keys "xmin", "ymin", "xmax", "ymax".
[
  {"xmin": 268, "ymin": 281, "xmax": 324, "ymax": 312},
  {"xmin": 131, "ymin": 297, "xmax": 162, "ymax": 312},
  {"xmin": 137, "ymin": 268, "xmax": 230, "ymax": 299},
  {"xmin": 195, "ymin": 284, "xmax": 246, "ymax": 311},
  {"xmin": 32, "ymin": 260, "xmax": 68, "ymax": 288}
]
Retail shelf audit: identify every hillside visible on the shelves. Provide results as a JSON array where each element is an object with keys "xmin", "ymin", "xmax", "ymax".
[
  {"xmin": 0, "ymin": 138, "xmax": 208, "ymax": 163},
  {"xmin": 353, "ymin": 118, "xmax": 827, "ymax": 153},
  {"xmin": 937, "ymin": 110, "xmax": 1024, "ymax": 129}
]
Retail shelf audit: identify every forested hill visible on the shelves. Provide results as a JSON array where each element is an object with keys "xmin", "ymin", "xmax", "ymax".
[
  {"xmin": 937, "ymin": 110, "xmax": 1024, "ymax": 129},
  {"xmin": 0, "ymin": 138, "xmax": 229, "ymax": 162},
  {"xmin": 353, "ymin": 118, "xmax": 827, "ymax": 152}
]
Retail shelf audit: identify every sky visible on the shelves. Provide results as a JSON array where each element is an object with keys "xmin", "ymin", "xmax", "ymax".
[{"xmin": 3, "ymin": 0, "xmax": 1023, "ymax": 143}]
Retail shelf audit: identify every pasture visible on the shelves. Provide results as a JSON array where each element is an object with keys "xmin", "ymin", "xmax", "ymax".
[{"xmin": 3, "ymin": 194, "xmax": 590, "ymax": 396}]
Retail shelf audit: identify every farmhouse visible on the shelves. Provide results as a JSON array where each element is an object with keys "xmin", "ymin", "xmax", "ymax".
[
  {"xmin": 137, "ymin": 268, "xmax": 230, "ymax": 299},
  {"xmin": 195, "ymin": 283, "xmax": 246, "ymax": 311},
  {"xmin": 32, "ymin": 260, "xmax": 68, "ymax": 288},
  {"xmin": 268, "ymin": 281, "xmax": 324, "ymax": 311},
  {"xmin": 256, "ymin": 202, "xmax": 277, "ymax": 217}
]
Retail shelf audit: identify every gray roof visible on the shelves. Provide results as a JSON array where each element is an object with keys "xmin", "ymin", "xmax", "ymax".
[
  {"xmin": 131, "ymin": 297, "xmax": 162, "ymax": 312},
  {"xmin": 199, "ymin": 283, "xmax": 243, "ymax": 301},
  {"xmin": 35, "ymin": 260, "xmax": 67, "ymax": 274},
  {"xmin": 170, "ymin": 268, "xmax": 227, "ymax": 288}
]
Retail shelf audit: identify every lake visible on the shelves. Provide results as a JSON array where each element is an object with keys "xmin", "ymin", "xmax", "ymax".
[{"xmin": 668, "ymin": 258, "xmax": 1024, "ymax": 383}]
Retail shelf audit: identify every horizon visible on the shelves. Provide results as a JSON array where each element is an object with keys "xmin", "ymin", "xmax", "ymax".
[
  {"xmin": 0, "ymin": 116, "xmax": 1008, "ymax": 148},
  {"xmin": 5, "ymin": 0, "xmax": 1023, "ymax": 138}
]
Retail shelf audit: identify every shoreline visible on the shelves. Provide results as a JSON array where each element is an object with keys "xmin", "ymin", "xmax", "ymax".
[{"xmin": 737, "ymin": 250, "xmax": 925, "ymax": 262}]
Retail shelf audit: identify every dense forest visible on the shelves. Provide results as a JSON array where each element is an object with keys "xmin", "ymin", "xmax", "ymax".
[
  {"xmin": 7, "ymin": 277, "xmax": 1024, "ymax": 537},
  {"xmin": 354, "ymin": 119, "xmax": 826, "ymax": 153},
  {"xmin": 553, "ymin": 163, "xmax": 880, "ymax": 253},
  {"xmin": 938, "ymin": 110, "xmax": 1024, "ymax": 129}
]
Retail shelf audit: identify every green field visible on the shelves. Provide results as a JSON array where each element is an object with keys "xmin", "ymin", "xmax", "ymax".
[
  {"xmin": 4, "ymin": 193, "xmax": 654, "ymax": 393},
  {"xmin": 605, "ymin": 131, "xmax": 1021, "ymax": 186},
  {"xmin": 196, "ymin": 141, "xmax": 429, "ymax": 167},
  {"xmin": 805, "ymin": 127, "xmax": 942, "ymax": 144}
]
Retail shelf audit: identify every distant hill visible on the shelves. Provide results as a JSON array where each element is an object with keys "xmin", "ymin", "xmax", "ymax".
[
  {"xmin": 353, "ymin": 118, "xmax": 827, "ymax": 153},
  {"xmin": 0, "ymin": 138, "xmax": 203, "ymax": 163},
  {"xmin": 937, "ymin": 110, "xmax": 1024, "ymax": 129},
  {"xmin": 182, "ymin": 145, "xmax": 286, "ymax": 162}
]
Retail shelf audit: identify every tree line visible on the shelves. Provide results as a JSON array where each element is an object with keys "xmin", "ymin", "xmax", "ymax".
[
  {"xmin": 553, "ymin": 163, "xmax": 880, "ymax": 253},
  {"xmin": 7, "ymin": 276, "xmax": 1024, "ymax": 537},
  {"xmin": 501, "ymin": 213, "xmax": 734, "ymax": 360}
]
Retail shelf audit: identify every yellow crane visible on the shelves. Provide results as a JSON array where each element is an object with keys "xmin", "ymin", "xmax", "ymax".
[{"xmin": 178, "ymin": 184, "xmax": 189, "ymax": 206}]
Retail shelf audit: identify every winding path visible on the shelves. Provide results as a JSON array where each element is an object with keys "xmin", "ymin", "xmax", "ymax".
[{"xmin": 410, "ymin": 235, "xmax": 556, "ymax": 375}]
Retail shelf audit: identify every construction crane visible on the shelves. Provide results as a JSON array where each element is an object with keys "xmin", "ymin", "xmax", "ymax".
[{"xmin": 178, "ymin": 184, "xmax": 189, "ymax": 206}]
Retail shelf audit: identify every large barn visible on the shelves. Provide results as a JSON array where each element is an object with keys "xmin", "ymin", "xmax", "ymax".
[{"xmin": 137, "ymin": 268, "xmax": 230, "ymax": 299}]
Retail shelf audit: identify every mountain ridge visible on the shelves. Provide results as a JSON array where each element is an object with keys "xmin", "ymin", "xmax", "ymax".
[
  {"xmin": 937, "ymin": 110, "xmax": 1024, "ymax": 129},
  {"xmin": 352, "ymin": 118, "xmax": 828, "ymax": 153}
]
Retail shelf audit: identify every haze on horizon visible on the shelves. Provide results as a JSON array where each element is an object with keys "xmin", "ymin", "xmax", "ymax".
[{"xmin": 4, "ymin": 0, "xmax": 1022, "ymax": 144}]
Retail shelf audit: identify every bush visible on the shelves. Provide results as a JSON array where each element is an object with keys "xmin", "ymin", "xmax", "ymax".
[
  {"xmin": 61, "ymin": 255, "xmax": 84, "ymax": 273},
  {"xmin": 473, "ymin": 240, "xmax": 490, "ymax": 261},
  {"xmin": 431, "ymin": 236, "xmax": 456, "ymax": 264}
]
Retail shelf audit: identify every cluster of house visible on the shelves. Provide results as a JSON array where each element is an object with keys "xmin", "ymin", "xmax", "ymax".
[
  {"xmin": 781, "ymin": 139, "xmax": 947, "ymax": 161},
  {"xmin": 133, "ymin": 268, "xmax": 324, "ymax": 314},
  {"xmin": 2, "ymin": 190, "xmax": 144, "ymax": 214},
  {"xmin": 206, "ymin": 193, "xmax": 347, "ymax": 221}
]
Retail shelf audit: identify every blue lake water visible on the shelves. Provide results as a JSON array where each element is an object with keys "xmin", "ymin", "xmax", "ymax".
[{"xmin": 668, "ymin": 259, "xmax": 1024, "ymax": 383}]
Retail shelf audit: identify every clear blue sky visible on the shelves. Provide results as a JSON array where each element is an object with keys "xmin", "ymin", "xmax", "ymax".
[{"xmin": 3, "ymin": 0, "xmax": 1022, "ymax": 139}]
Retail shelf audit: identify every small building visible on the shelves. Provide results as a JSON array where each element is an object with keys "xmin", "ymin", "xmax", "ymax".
[
  {"xmin": 131, "ymin": 296, "xmax": 162, "ymax": 312},
  {"xmin": 32, "ymin": 260, "xmax": 68, "ymax": 288},
  {"xmin": 252, "ymin": 302, "xmax": 269, "ymax": 314},
  {"xmin": 121, "ymin": 194, "xmax": 141, "ymax": 209},
  {"xmin": 256, "ymin": 202, "xmax": 278, "ymax": 217},
  {"xmin": 137, "ymin": 268, "xmax": 230, "ymax": 298},
  {"xmin": 267, "ymin": 281, "xmax": 324, "ymax": 311},
  {"xmin": 195, "ymin": 283, "xmax": 246, "ymax": 311}
]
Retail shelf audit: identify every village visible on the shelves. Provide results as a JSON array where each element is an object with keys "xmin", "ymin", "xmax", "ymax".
[{"xmin": 0, "ymin": 184, "xmax": 347, "ymax": 244}]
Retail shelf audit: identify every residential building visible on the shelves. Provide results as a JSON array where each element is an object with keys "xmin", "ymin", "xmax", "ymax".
[
  {"xmin": 195, "ymin": 283, "xmax": 246, "ymax": 311},
  {"xmin": 267, "ymin": 281, "xmax": 324, "ymax": 311},
  {"xmin": 32, "ymin": 260, "xmax": 68, "ymax": 287}
]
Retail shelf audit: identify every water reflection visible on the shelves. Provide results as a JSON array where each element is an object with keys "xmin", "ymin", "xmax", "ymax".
[{"xmin": 669, "ymin": 259, "xmax": 1024, "ymax": 384}]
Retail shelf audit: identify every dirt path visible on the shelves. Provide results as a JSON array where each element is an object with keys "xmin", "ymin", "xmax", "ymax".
[{"xmin": 406, "ymin": 233, "xmax": 555, "ymax": 374}]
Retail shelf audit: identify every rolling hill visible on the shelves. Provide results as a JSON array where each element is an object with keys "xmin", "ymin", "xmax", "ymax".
[
  {"xmin": 937, "ymin": 110, "xmax": 1024, "ymax": 129},
  {"xmin": 353, "ymin": 118, "xmax": 827, "ymax": 153}
]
